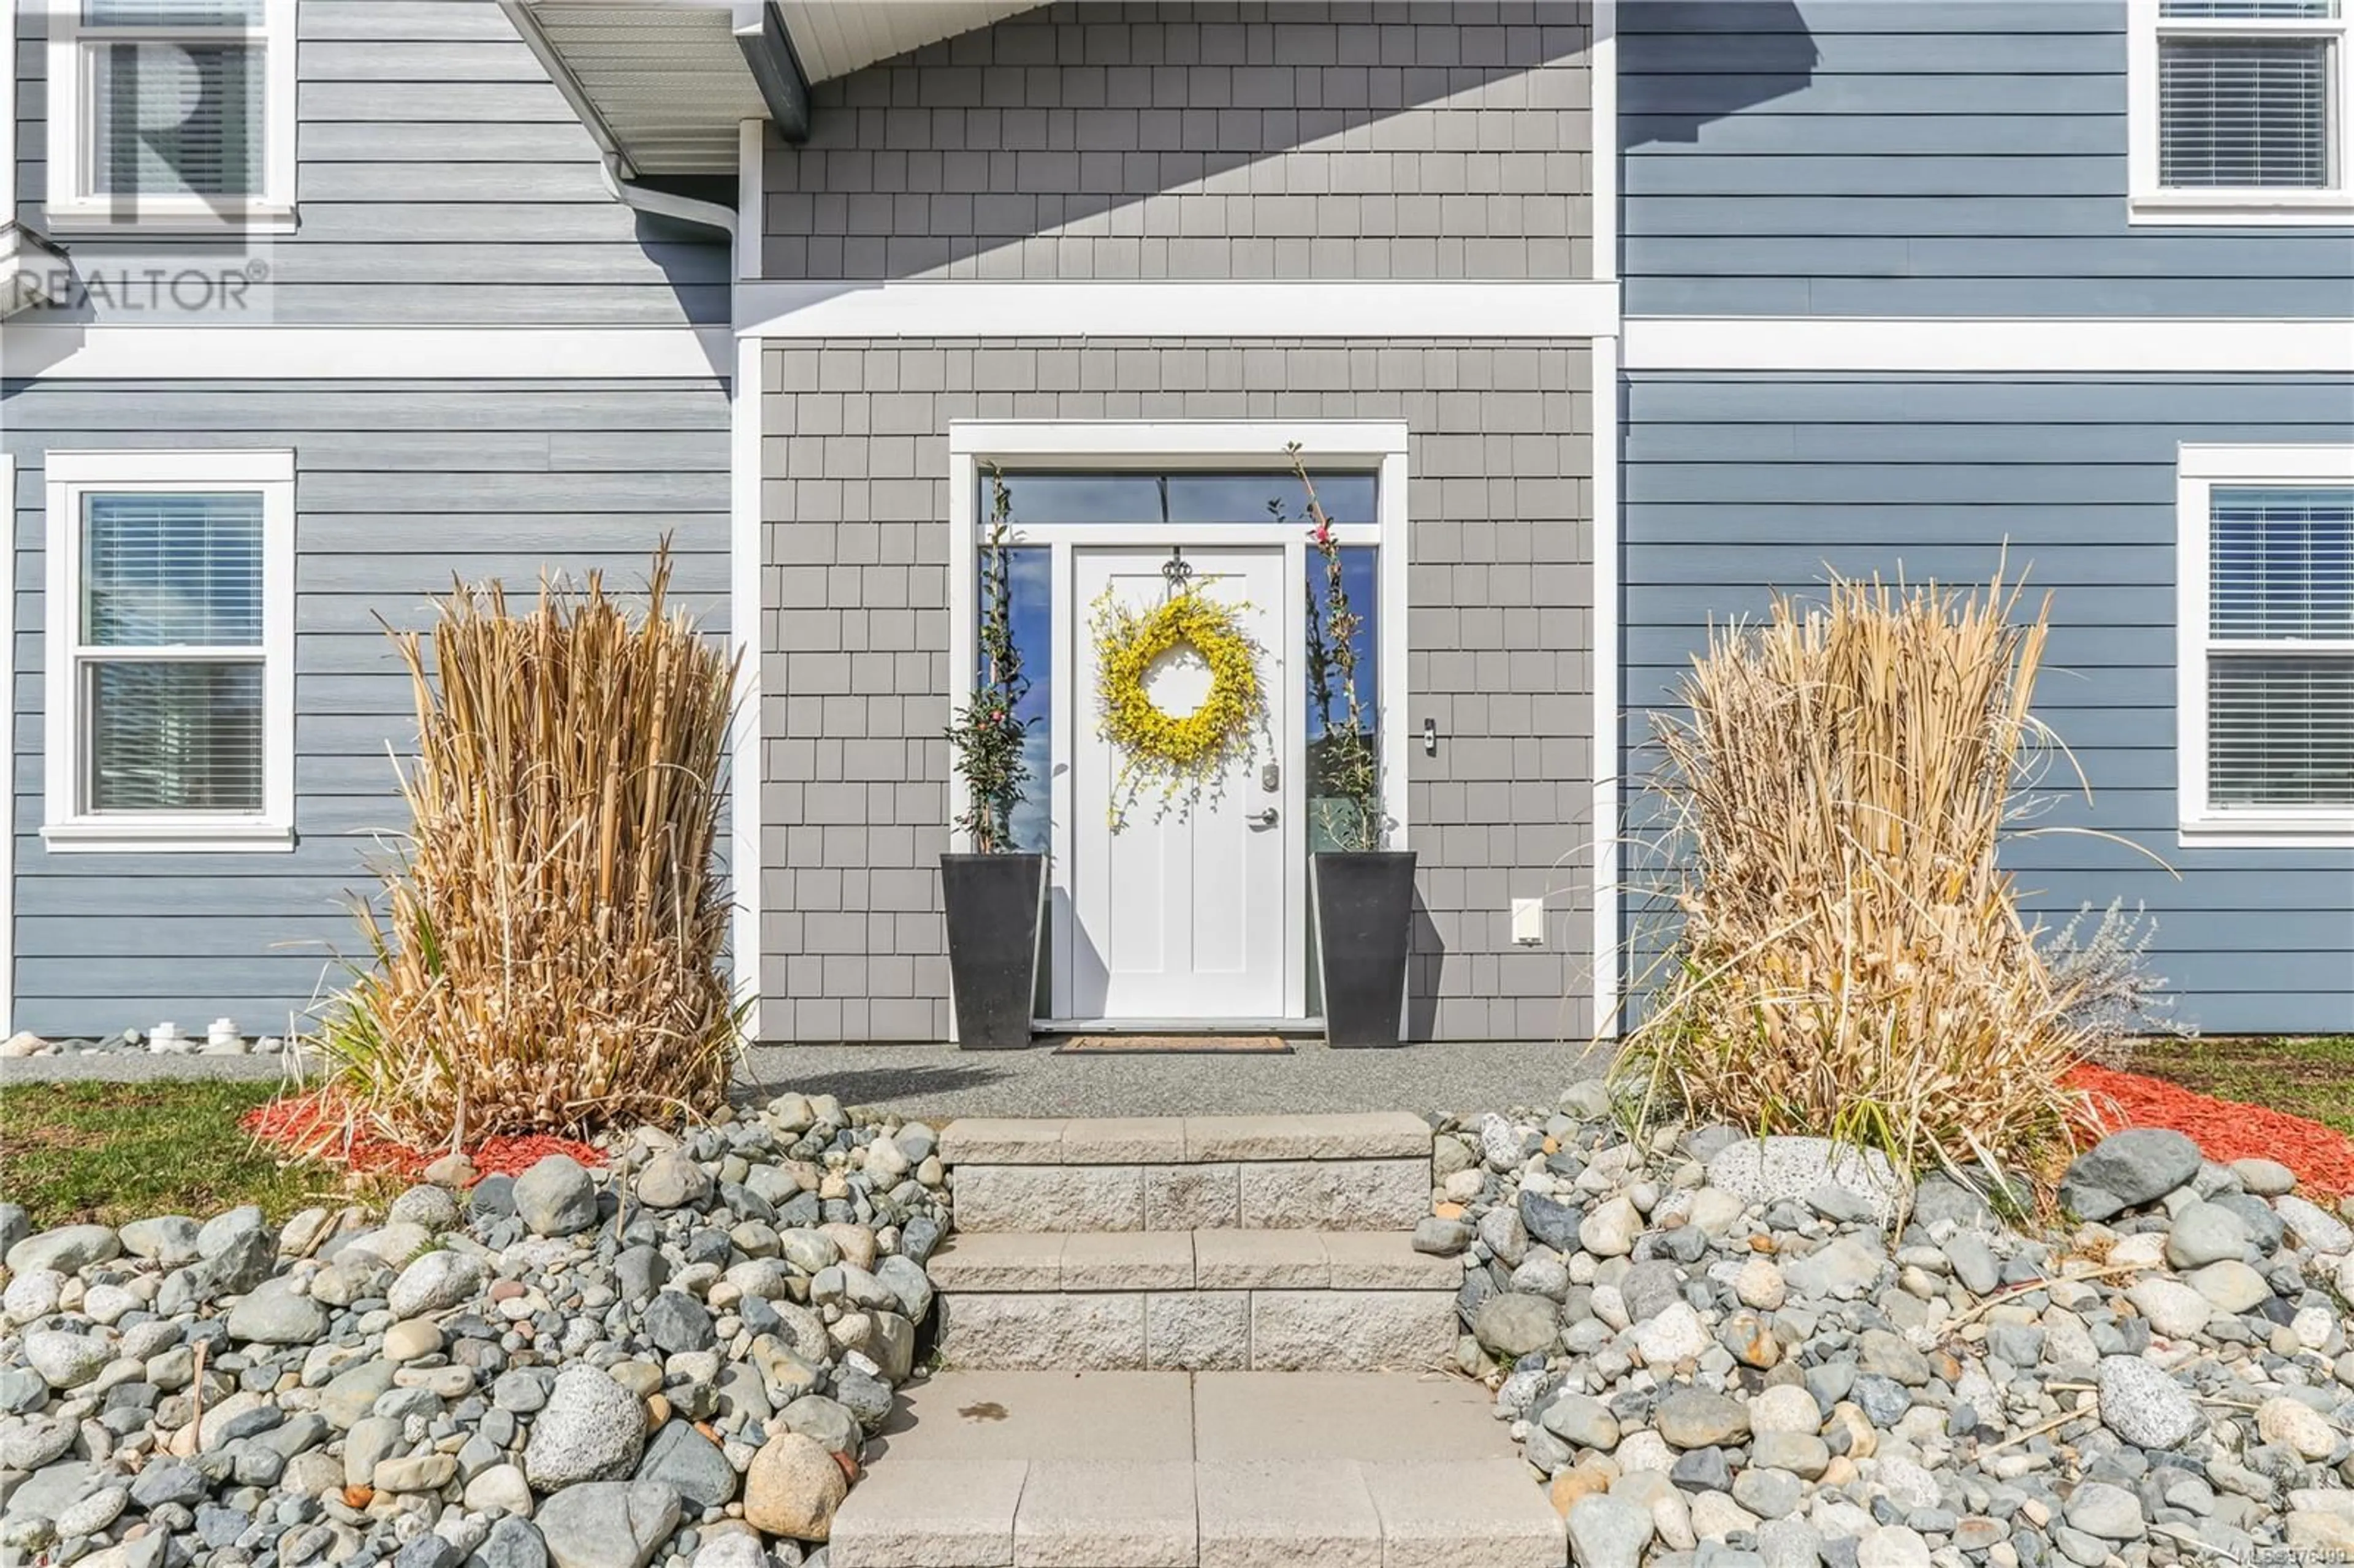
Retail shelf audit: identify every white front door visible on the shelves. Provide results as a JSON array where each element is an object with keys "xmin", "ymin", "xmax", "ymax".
[{"xmin": 1070, "ymin": 545, "xmax": 1290, "ymax": 1019}]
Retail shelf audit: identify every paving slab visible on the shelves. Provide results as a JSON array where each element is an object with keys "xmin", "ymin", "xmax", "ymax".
[
  {"xmin": 874, "ymin": 1372, "xmax": 1195, "ymax": 1463},
  {"xmin": 1192, "ymin": 1372, "xmax": 1510, "ymax": 1463},
  {"xmin": 939, "ymin": 1118, "xmax": 1067, "ymax": 1163},
  {"xmin": 829, "ymin": 1458, "xmax": 1029, "ymax": 1568},
  {"xmin": 1062, "ymin": 1231, "xmax": 1195, "ymax": 1290},
  {"xmin": 1360, "ymin": 1459, "xmax": 1569, "ymax": 1568},
  {"xmin": 1184, "ymin": 1112, "xmax": 1432, "ymax": 1162},
  {"xmin": 1012, "ymin": 1460, "xmax": 1198, "ymax": 1568},
  {"xmin": 1195, "ymin": 1459, "xmax": 1384, "ymax": 1568},
  {"xmin": 1319, "ymin": 1231, "xmax": 1460, "ymax": 1290},
  {"xmin": 1193, "ymin": 1229, "xmax": 1328, "ymax": 1289},
  {"xmin": 929, "ymin": 1233, "xmax": 1068, "ymax": 1292},
  {"xmin": 1059, "ymin": 1117, "xmax": 1190, "ymax": 1164}
]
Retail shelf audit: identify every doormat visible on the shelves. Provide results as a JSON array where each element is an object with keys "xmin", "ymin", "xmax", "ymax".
[{"xmin": 1053, "ymin": 1034, "xmax": 1293, "ymax": 1056}]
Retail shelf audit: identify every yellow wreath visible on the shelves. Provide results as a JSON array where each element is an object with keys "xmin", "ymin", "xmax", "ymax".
[{"xmin": 1092, "ymin": 587, "xmax": 1267, "ymax": 828}]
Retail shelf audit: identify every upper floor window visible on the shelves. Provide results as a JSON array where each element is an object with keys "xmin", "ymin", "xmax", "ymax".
[
  {"xmin": 2130, "ymin": 0, "xmax": 2354, "ymax": 223},
  {"xmin": 2177, "ymin": 445, "xmax": 2354, "ymax": 845},
  {"xmin": 43, "ymin": 0, "xmax": 297, "ymax": 234},
  {"xmin": 43, "ymin": 449, "xmax": 295, "ymax": 852}
]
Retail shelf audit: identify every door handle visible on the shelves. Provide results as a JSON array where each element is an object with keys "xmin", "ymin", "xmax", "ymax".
[{"xmin": 1247, "ymin": 808, "xmax": 1279, "ymax": 828}]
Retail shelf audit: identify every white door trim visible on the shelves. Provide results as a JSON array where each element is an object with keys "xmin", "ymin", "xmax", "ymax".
[{"xmin": 944, "ymin": 421, "xmax": 1412, "ymax": 1030}]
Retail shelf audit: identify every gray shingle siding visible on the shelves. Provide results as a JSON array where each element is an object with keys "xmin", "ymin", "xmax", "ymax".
[
  {"xmin": 2, "ymin": 379, "xmax": 730, "ymax": 1037},
  {"xmin": 761, "ymin": 2, "xmax": 1596, "ymax": 281},
  {"xmin": 1620, "ymin": 371, "xmax": 2354, "ymax": 1035},
  {"xmin": 1622, "ymin": 0, "xmax": 2354, "ymax": 317},
  {"xmin": 760, "ymin": 337, "xmax": 1596, "ymax": 1043},
  {"xmin": 10, "ymin": 0, "xmax": 729, "ymax": 325}
]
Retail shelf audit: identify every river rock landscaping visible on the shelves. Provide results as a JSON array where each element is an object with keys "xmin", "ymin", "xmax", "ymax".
[
  {"xmin": 0, "ymin": 1091, "xmax": 947, "ymax": 1568},
  {"xmin": 1438, "ymin": 1087, "xmax": 2354, "ymax": 1568}
]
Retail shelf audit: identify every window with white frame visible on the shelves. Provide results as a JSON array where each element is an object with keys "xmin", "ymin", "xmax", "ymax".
[
  {"xmin": 44, "ymin": 450, "xmax": 294, "ymax": 850},
  {"xmin": 2129, "ymin": 0, "xmax": 2354, "ymax": 222},
  {"xmin": 2177, "ymin": 445, "xmax": 2354, "ymax": 842},
  {"xmin": 42, "ymin": 0, "xmax": 297, "ymax": 232}
]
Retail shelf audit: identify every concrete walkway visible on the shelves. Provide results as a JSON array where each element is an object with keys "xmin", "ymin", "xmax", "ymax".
[
  {"xmin": 2, "ymin": 1037, "xmax": 1611, "ymax": 1122},
  {"xmin": 738, "ymin": 1038, "xmax": 1607, "ymax": 1120},
  {"xmin": 831, "ymin": 1369, "xmax": 1566, "ymax": 1567}
]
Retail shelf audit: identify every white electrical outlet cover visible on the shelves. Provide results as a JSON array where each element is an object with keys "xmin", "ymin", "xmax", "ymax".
[{"xmin": 1512, "ymin": 897, "xmax": 1545, "ymax": 946}]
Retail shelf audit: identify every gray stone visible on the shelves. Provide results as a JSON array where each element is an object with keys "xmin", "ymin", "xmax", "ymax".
[
  {"xmin": 389, "ymin": 1250, "xmax": 487, "ymax": 1317},
  {"xmin": 2165, "ymin": 1203, "xmax": 2252, "ymax": 1269},
  {"xmin": 1707, "ymin": 1138, "xmax": 1910, "ymax": 1225},
  {"xmin": 1567, "ymin": 1493, "xmax": 1653, "ymax": 1568},
  {"xmin": 525, "ymin": 1367, "xmax": 647, "ymax": 1488},
  {"xmin": 1656, "ymin": 1390, "xmax": 1750, "ymax": 1449},
  {"xmin": 533, "ymin": 1481, "xmax": 680, "ymax": 1568},
  {"xmin": 1620, "ymin": 1260, "xmax": 1684, "ymax": 1325},
  {"xmin": 636, "ymin": 1420, "xmax": 736, "ymax": 1509},
  {"xmin": 23, "ymin": 1331, "xmax": 106, "ymax": 1390},
  {"xmin": 2063, "ymin": 1481, "xmax": 2146, "ymax": 1542},
  {"xmin": 1539, "ymin": 1393, "xmax": 1621, "ymax": 1452},
  {"xmin": 1519, "ymin": 1190, "xmax": 1583, "ymax": 1253},
  {"xmin": 0, "ymin": 1203, "xmax": 26, "ymax": 1259},
  {"xmin": 7, "ymin": 1225, "xmax": 121, "ymax": 1276},
  {"xmin": 515, "ymin": 1156, "xmax": 600, "ymax": 1238},
  {"xmin": 389, "ymin": 1186, "xmax": 462, "ymax": 1233},
  {"xmin": 644, "ymin": 1292, "xmax": 715, "ymax": 1356},
  {"xmin": 615, "ymin": 1246, "xmax": 668, "ymax": 1302},
  {"xmin": 1781, "ymin": 1236, "xmax": 1886, "ymax": 1301},
  {"xmin": 1942, "ymin": 1232, "xmax": 2000, "ymax": 1297},
  {"xmin": 775, "ymin": 1395, "xmax": 861, "ymax": 1458},
  {"xmin": 2277, "ymin": 1193, "xmax": 2354, "ymax": 1254},
  {"xmin": 1850, "ymin": 1375, "xmax": 1913, "ymax": 1428},
  {"xmin": 1732, "ymin": 1467, "xmax": 1803, "ymax": 1520},
  {"xmin": 1477, "ymin": 1207, "xmax": 1529, "ymax": 1267},
  {"xmin": 119, "ymin": 1216, "xmax": 202, "ymax": 1267},
  {"xmin": 1472, "ymin": 1292, "xmax": 1558, "ymax": 1358},
  {"xmin": 2185, "ymin": 1260, "xmax": 2268, "ymax": 1314},
  {"xmin": 129, "ymin": 1462, "xmax": 206, "ymax": 1509},
  {"xmin": 636, "ymin": 1152, "xmax": 711, "ymax": 1211},
  {"xmin": 874, "ymin": 1254, "xmax": 934, "ymax": 1322},
  {"xmin": 225, "ymin": 1279, "xmax": 327, "ymax": 1345},
  {"xmin": 1413, "ymin": 1217, "xmax": 1472, "ymax": 1256},
  {"xmin": 2062, "ymin": 1131, "xmax": 2202, "ymax": 1220},
  {"xmin": 321, "ymin": 1360, "xmax": 398, "ymax": 1428},
  {"xmin": 2095, "ymin": 1355, "xmax": 2201, "ymax": 1450}
]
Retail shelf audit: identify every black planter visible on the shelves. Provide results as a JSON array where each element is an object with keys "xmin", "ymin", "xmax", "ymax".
[
  {"xmin": 1312, "ymin": 850, "xmax": 1419, "ymax": 1049},
  {"xmin": 940, "ymin": 852, "xmax": 1046, "ymax": 1051}
]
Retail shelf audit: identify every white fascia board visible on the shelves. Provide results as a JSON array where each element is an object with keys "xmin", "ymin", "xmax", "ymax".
[
  {"xmin": 2, "ymin": 326, "xmax": 735, "ymax": 380},
  {"xmin": 739, "ymin": 281, "xmax": 1623, "ymax": 341},
  {"xmin": 1623, "ymin": 317, "xmax": 2354, "ymax": 374}
]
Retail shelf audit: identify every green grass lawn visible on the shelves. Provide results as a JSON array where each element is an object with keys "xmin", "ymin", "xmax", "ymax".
[
  {"xmin": 2124, "ymin": 1035, "xmax": 2354, "ymax": 1136},
  {"xmin": 0, "ymin": 1079, "xmax": 365, "ymax": 1230}
]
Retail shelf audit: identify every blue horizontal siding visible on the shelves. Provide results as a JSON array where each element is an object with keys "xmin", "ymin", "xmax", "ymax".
[
  {"xmin": 9, "ymin": 1, "xmax": 728, "ymax": 326},
  {"xmin": 1, "ymin": 377, "xmax": 731, "ymax": 1037},
  {"xmin": 1623, "ymin": 0, "xmax": 2354, "ymax": 318},
  {"xmin": 1621, "ymin": 371, "xmax": 2354, "ymax": 1035}
]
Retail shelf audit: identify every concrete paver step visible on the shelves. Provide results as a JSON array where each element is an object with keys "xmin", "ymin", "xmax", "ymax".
[
  {"xmin": 940, "ymin": 1111, "xmax": 1431, "ymax": 1165},
  {"xmin": 832, "ymin": 1371, "xmax": 1566, "ymax": 1568},
  {"xmin": 930, "ymin": 1228, "xmax": 1459, "ymax": 1292},
  {"xmin": 949, "ymin": 1157, "xmax": 1431, "ymax": 1233}
]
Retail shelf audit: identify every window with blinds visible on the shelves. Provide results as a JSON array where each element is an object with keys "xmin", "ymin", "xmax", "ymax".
[
  {"xmin": 2205, "ymin": 486, "xmax": 2354, "ymax": 812},
  {"xmin": 2144, "ymin": 0, "xmax": 2348, "ymax": 212},
  {"xmin": 72, "ymin": 0, "xmax": 270, "ymax": 202},
  {"xmin": 78, "ymin": 492, "xmax": 267, "ymax": 815}
]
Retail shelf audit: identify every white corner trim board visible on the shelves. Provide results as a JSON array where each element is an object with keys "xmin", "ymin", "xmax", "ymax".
[
  {"xmin": 729, "ymin": 123, "xmax": 766, "ymax": 1044},
  {"xmin": 1, "ymin": 327, "xmax": 736, "ymax": 381},
  {"xmin": 739, "ymin": 281, "xmax": 1623, "ymax": 341},
  {"xmin": 1587, "ymin": 337, "xmax": 1621, "ymax": 1038},
  {"xmin": 1623, "ymin": 317, "xmax": 2354, "ymax": 375}
]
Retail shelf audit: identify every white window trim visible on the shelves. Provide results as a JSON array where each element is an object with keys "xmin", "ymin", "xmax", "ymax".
[
  {"xmin": 42, "ymin": 447, "xmax": 295, "ymax": 853},
  {"xmin": 2127, "ymin": 0, "xmax": 2354, "ymax": 225},
  {"xmin": 4, "ymin": 0, "xmax": 18, "ymax": 224},
  {"xmin": 40, "ymin": 0, "xmax": 299, "ymax": 237},
  {"xmin": 2176, "ymin": 442, "xmax": 2354, "ymax": 847}
]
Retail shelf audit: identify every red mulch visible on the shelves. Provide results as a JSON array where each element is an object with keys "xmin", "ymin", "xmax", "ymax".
[
  {"xmin": 240, "ymin": 1089, "xmax": 605, "ymax": 1184},
  {"xmin": 2068, "ymin": 1062, "xmax": 2354, "ymax": 1196}
]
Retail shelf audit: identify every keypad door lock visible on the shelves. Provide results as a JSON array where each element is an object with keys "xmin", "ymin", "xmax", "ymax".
[{"xmin": 1260, "ymin": 762, "xmax": 1280, "ymax": 792}]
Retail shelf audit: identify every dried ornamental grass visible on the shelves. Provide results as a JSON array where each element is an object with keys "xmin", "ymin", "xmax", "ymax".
[
  {"xmin": 1618, "ymin": 571, "xmax": 2101, "ymax": 1189},
  {"xmin": 319, "ymin": 549, "xmax": 741, "ymax": 1144}
]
